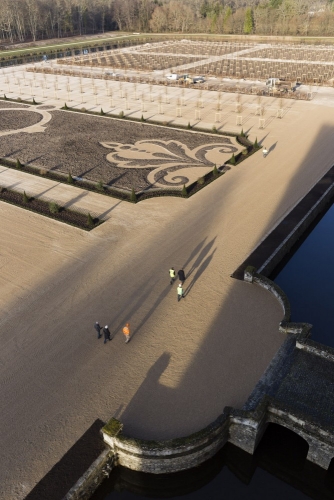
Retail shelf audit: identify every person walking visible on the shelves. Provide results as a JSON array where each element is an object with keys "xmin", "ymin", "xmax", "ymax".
[
  {"xmin": 262, "ymin": 146, "xmax": 268, "ymax": 158},
  {"xmin": 123, "ymin": 323, "xmax": 131, "ymax": 343},
  {"xmin": 94, "ymin": 321, "xmax": 102, "ymax": 339},
  {"xmin": 177, "ymin": 283, "xmax": 184, "ymax": 302},
  {"xmin": 177, "ymin": 268, "xmax": 185, "ymax": 285},
  {"xmin": 169, "ymin": 267, "xmax": 176, "ymax": 285},
  {"xmin": 102, "ymin": 325, "xmax": 111, "ymax": 344}
]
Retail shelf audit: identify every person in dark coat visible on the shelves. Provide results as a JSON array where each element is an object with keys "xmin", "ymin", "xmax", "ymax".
[
  {"xmin": 94, "ymin": 321, "xmax": 102, "ymax": 339},
  {"xmin": 177, "ymin": 268, "xmax": 185, "ymax": 285},
  {"xmin": 102, "ymin": 325, "xmax": 111, "ymax": 344}
]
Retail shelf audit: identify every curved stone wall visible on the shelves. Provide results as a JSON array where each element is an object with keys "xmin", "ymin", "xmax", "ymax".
[{"xmin": 102, "ymin": 412, "xmax": 230, "ymax": 474}]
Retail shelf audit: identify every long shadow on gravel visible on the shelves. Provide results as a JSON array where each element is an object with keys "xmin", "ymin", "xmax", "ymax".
[{"xmin": 24, "ymin": 419, "xmax": 105, "ymax": 500}]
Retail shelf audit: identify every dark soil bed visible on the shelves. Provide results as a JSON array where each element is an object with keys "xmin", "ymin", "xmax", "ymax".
[
  {"xmin": 0, "ymin": 109, "xmax": 237, "ymax": 191},
  {"xmin": 0, "ymin": 109, "xmax": 42, "ymax": 130},
  {"xmin": 0, "ymin": 188, "xmax": 102, "ymax": 230}
]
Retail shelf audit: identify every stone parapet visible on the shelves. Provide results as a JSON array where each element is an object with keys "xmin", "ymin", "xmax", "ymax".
[
  {"xmin": 296, "ymin": 337, "xmax": 334, "ymax": 362},
  {"xmin": 102, "ymin": 412, "xmax": 230, "ymax": 474},
  {"xmin": 63, "ymin": 448, "xmax": 116, "ymax": 500}
]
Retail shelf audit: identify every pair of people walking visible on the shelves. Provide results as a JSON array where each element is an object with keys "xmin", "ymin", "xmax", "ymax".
[
  {"xmin": 94, "ymin": 322, "xmax": 111, "ymax": 344},
  {"xmin": 169, "ymin": 267, "xmax": 186, "ymax": 301},
  {"xmin": 169, "ymin": 267, "xmax": 185, "ymax": 285},
  {"xmin": 94, "ymin": 321, "xmax": 131, "ymax": 344}
]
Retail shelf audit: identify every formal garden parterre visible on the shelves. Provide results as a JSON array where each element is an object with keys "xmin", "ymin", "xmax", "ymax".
[{"xmin": 0, "ymin": 107, "xmax": 245, "ymax": 193}]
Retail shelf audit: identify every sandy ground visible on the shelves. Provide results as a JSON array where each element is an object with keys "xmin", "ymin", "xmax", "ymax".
[{"xmin": 1, "ymin": 61, "xmax": 334, "ymax": 499}]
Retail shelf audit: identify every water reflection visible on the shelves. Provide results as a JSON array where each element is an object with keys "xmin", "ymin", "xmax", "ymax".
[{"xmin": 273, "ymin": 203, "xmax": 334, "ymax": 347}]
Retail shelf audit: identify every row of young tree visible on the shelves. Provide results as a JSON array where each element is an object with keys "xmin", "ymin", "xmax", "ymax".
[{"xmin": 1, "ymin": 0, "xmax": 334, "ymax": 45}]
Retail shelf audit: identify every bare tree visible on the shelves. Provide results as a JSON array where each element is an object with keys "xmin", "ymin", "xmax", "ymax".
[{"xmin": 25, "ymin": 0, "xmax": 40, "ymax": 41}]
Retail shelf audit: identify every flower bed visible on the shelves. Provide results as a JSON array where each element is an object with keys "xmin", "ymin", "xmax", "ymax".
[{"xmin": 0, "ymin": 187, "xmax": 103, "ymax": 230}]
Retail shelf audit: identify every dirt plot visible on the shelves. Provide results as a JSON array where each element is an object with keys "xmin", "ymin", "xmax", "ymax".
[
  {"xmin": 0, "ymin": 109, "xmax": 235, "ymax": 191},
  {"xmin": 0, "ymin": 109, "xmax": 42, "ymax": 131}
]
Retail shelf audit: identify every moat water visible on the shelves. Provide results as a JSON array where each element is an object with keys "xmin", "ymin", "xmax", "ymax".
[{"xmin": 91, "ymin": 203, "xmax": 334, "ymax": 500}]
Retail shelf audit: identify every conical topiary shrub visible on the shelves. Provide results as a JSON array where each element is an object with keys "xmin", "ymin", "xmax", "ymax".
[
  {"xmin": 16, "ymin": 159, "xmax": 23, "ymax": 169},
  {"xmin": 87, "ymin": 213, "xmax": 94, "ymax": 228},
  {"xmin": 130, "ymin": 187, "xmax": 137, "ymax": 203},
  {"xmin": 230, "ymin": 153, "xmax": 236, "ymax": 165},
  {"xmin": 67, "ymin": 173, "xmax": 74, "ymax": 184},
  {"xmin": 213, "ymin": 164, "xmax": 219, "ymax": 177},
  {"xmin": 182, "ymin": 184, "xmax": 187, "ymax": 197},
  {"xmin": 23, "ymin": 191, "xmax": 29, "ymax": 203},
  {"xmin": 254, "ymin": 137, "xmax": 258, "ymax": 148}
]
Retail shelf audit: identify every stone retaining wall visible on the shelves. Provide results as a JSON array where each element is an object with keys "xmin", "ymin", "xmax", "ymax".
[
  {"xmin": 63, "ymin": 449, "xmax": 116, "ymax": 500},
  {"xmin": 257, "ymin": 180, "xmax": 334, "ymax": 277},
  {"xmin": 101, "ymin": 413, "xmax": 230, "ymax": 474}
]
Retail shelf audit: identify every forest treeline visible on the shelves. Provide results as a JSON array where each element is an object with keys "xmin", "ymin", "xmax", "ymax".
[{"xmin": 1, "ymin": 0, "xmax": 334, "ymax": 44}]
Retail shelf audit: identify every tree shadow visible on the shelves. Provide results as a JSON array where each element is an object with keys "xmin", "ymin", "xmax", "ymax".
[
  {"xmin": 4, "ymin": 181, "xmax": 21, "ymax": 190},
  {"xmin": 78, "ymin": 165, "xmax": 99, "ymax": 178},
  {"xmin": 258, "ymin": 132, "xmax": 270, "ymax": 146},
  {"xmin": 107, "ymin": 172, "xmax": 127, "ymax": 186},
  {"xmin": 26, "ymin": 155, "xmax": 44, "ymax": 164},
  {"xmin": 98, "ymin": 200, "xmax": 122, "ymax": 219},
  {"xmin": 3, "ymin": 148, "xmax": 23, "ymax": 158},
  {"xmin": 63, "ymin": 190, "xmax": 89, "ymax": 209},
  {"xmin": 34, "ymin": 184, "xmax": 63, "ymax": 198}
]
